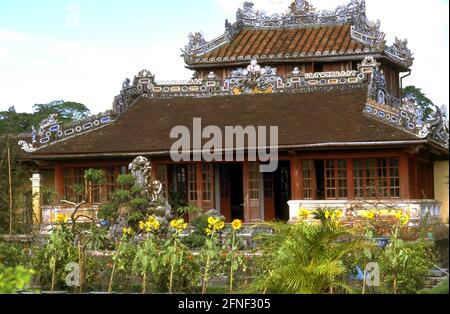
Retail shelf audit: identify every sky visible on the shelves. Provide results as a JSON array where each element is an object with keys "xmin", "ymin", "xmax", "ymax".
[{"xmin": 0, "ymin": 0, "xmax": 449, "ymax": 115}]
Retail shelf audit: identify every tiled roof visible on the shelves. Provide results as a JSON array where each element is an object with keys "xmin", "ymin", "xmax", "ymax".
[
  {"xmin": 189, "ymin": 24, "xmax": 372, "ymax": 66},
  {"xmin": 28, "ymin": 88, "xmax": 422, "ymax": 158}
]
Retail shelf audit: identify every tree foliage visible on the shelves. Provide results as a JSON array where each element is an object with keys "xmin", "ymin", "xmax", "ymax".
[
  {"xmin": 0, "ymin": 101, "xmax": 91, "ymax": 135},
  {"xmin": 402, "ymin": 86, "xmax": 435, "ymax": 121},
  {"xmin": 248, "ymin": 221, "xmax": 367, "ymax": 294}
]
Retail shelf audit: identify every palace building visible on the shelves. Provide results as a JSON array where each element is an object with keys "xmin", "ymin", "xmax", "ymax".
[{"xmin": 19, "ymin": 0, "xmax": 449, "ymax": 226}]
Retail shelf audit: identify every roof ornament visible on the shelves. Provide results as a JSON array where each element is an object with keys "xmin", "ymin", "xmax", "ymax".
[
  {"xmin": 289, "ymin": 0, "xmax": 316, "ymax": 15},
  {"xmin": 350, "ymin": 8, "xmax": 385, "ymax": 49},
  {"xmin": 419, "ymin": 105, "xmax": 449, "ymax": 148},
  {"xmin": 184, "ymin": 32, "xmax": 207, "ymax": 55},
  {"xmin": 229, "ymin": 58, "xmax": 277, "ymax": 95},
  {"xmin": 38, "ymin": 114, "xmax": 60, "ymax": 137},
  {"xmin": 385, "ymin": 37, "xmax": 414, "ymax": 67},
  {"xmin": 368, "ymin": 68, "xmax": 387, "ymax": 105},
  {"xmin": 18, "ymin": 140, "xmax": 37, "ymax": 153}
]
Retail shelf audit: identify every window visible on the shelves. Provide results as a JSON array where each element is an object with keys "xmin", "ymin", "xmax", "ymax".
[
  {"xmin": 202, "ymin": 164, "xmax": 214, "ymax": 202},
  {"xmin": 389, "ymin": 159, "xmax": 400, "ymax": 198},
  {"xmin": 354, "ymin": 158, "xmax": 400, "ymax": 199},
  {"xmin": 105, "ymin": 167, "xmax": 122, "ymax": 202},
  {"xmin": 187, "ymin": 164, "xmax": 198, "ymax": 202},
  {"xmin": 249, "ymin": 163, "xmax": 260, "ymax": 200},
  {"xmin": 302, "ymin": 160, "xmax": 314, "ymax": 199},
  {"xmin": 156, "ymin": 165, "xmax": 168, "ymax": 199},
  {"xmin": 63, "ymin": 166, "xmax": 126, "ymax": 204},
  {"xmin": 325, "ymin": 160, "xmax": 348, "ymax": 199},
  {"xmin": 63, "ymin": 168, "xmax": 85, "ymax": 203}
]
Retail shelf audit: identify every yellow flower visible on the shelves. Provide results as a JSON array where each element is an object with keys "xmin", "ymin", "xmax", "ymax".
[
  {"xmin": 218, "ymin": 221, "xmax": 225, "ymax": 230},
  {"xmin": 139, "ymin": 221, "xmax": 145, "ymax": 230},
  {"xmin": 335, "ymin": 210, "xmax": 343, "ymax": 219},
  {"xmin": 183, "ymin": 223, "xmax": 188, "ymax": 230},
  {"xmin": 325, "ymin": 210, "xmax": 330, "ymax": 220},
  {"xmin": 123, "ymin": 227, "xmax": 133, "ymax": 235},
  {"xmin": 401, "ymin": 214, "xmax": 410, "ymax": 226},
  {"xmin": 299, "ymin": 208, "xmax": 310, "ymax": 220},
  {"xmin": 395, "ymin": 211, "xmax": 403, "ymax": 220},
  {"xmin": 170, "ymin": 219, "xmax": 179, "ymax": 229},
  {"xmin": 232, "ymin": 219, "xmax": 242, "ymax": 231},
  {"xmin": 55, "ymin": 214, "xmax": 68, "ymax": 224},
  {"xmin": 205, "ymin": 228, "xmax": 212, "ymax": 236},
  {"xmin": 366, "ymin": 211, "xmax": 375, "ymax": 220},
  {"xmin": 208, "ymin": 216, "xmax": 216, "ymax": 225}
]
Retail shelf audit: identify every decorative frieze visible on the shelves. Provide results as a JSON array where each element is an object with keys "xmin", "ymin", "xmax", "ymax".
[
  {"xmin": 362, "ymin": 58, "xmax": 448, "ymax": 149},
  {"xmin": 112, "ymin": 58, "xmax": 367, "ymax": 113}
]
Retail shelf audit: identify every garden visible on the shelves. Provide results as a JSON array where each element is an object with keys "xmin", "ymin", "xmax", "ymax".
[{"xmin": 0, "ymin": 159, "xmax": 448, "ymax": 295}]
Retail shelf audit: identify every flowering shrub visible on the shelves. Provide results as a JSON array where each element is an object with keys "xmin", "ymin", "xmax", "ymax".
[{"xmin": 201, "ymin": 216, "xmax": 225, "ymax": 294}]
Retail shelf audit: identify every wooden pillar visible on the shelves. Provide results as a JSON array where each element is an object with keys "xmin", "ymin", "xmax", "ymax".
[
  {"xmin": 290, "ymin": 156, "xmax": 301, "ymax": 200},
  {"xmin": 347, "ymin": 158, "xmax": 355, "ymax": 200},
  {"xmin": 243, "ymin": 161, "xmax": 250, "ymax": 223},
  {"xmin": 399, "ymin": 154, "xmax": 410, "ymax": 200},
  {"xmin": 55, "ymin": 164, "xmax": 64, "ymax": 199},
  {"xmin": 196, "ymin": 162, "xmax": 203, "ymax": 210}
]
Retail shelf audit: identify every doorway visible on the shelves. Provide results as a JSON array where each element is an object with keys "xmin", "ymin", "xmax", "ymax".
[
  {"xmin": 274, "ymin": 161, "xmax": 292, "ymax": 221},
  {"xmin": 220, "ymin": 164, "xmax": 244, "ymax": 221}
]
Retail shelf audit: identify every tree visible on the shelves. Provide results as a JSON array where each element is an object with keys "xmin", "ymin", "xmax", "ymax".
[
  {"xmin": 32, "ymin": 100, "xmax": 91, "ymax": 125},
  {"xmin": 402, "ymin": 86, "xmax": 435, "ymax": 121},
  {"xmin": 0, "ymin": 101, "xmax": 91, "ymax": 135},
  {"xmin": 0, "ymin": 107, "xmax": 35, "ymax": 135}
]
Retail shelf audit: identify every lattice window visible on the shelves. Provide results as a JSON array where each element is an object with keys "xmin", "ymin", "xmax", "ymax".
[
  {"xmin": 337, "ymin": 160, "xmax": 348, "ymax": 198},
  {"xmin": 249, "ymin": 163, "xmax": 260, "ymax": 200},
  {"xmin": 302, "ymin": 160, "xmax": 314, "ymax": 199},
  {"xmin": 377, "ymin": 159, "xmax": 388, "ymax": 198},
  {"xmin": 325, "ymin": 160, "xmax": 347, "ymax": 199},
  {"xmin": 389, "ymin": 159, "xmax": 400, "ymax": 198},
  {"xmin": 365, "ymin": 159, "xmax": 377, "ymax": 198},
  {"xmin": 105, "ymin": 167, "xmax": 121, "ymax": 202},
  {"xmin": 354, "ymin": 158, "xmax": 400, "ymax": 199},
  {"xmin": 156, "ymin": 165, "xmax": 168, "ymax": 199},
  {"xmin": 187, "ymin": 164, "xmax": 198, "ymax": 202},
  {"xmin": 63, "ymin": 168, "xmax": 85, "ymax": 203},
  {"xmin": 202, "ymin": 164, "xmax": 214, "ymax": 202},
  {"xmin": 354, "ymin": 160, "xmax": 364, "ymax": 199}
]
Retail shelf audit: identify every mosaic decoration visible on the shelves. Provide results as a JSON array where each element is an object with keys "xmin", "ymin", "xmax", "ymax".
[
  {"xmin": 112, "ymin": 58, "xmax": 367, "ymax": 114},
  {"xmin": 362, "ymin": 58, "xmax": 449, "ymax": 149},
  {"xmin": 18, "ymin": 111, "xmax": 115, "ymax": 152},
  {"xmin": 182, "ymin": 0, "xmax": 413, "ymax": 68}
]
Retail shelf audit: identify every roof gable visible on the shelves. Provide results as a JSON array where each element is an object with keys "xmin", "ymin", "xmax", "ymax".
[{"xmin": 182, "ymin": 0, "xmax": 413, "ymax": 69}]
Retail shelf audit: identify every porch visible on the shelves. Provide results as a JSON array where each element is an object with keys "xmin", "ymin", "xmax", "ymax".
[{"xmin": 32, "ymin": 150, "xmax": 448, "ymax": 225}]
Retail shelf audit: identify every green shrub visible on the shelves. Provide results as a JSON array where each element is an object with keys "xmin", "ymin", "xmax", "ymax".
[
  {"xmin": 378, "ymin": 238, "xmax": 435, "ymax": 294},
  {"xmin": 117, "ymin": 175, "xmax": 135, "ymax": 188},
  {"xmin": 0, "ymin": 263, "xmax": 34, "ymax": 294},
  {"xmin": 182, "ymin": 215, "xmax": 209, "ymax": 249}
]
